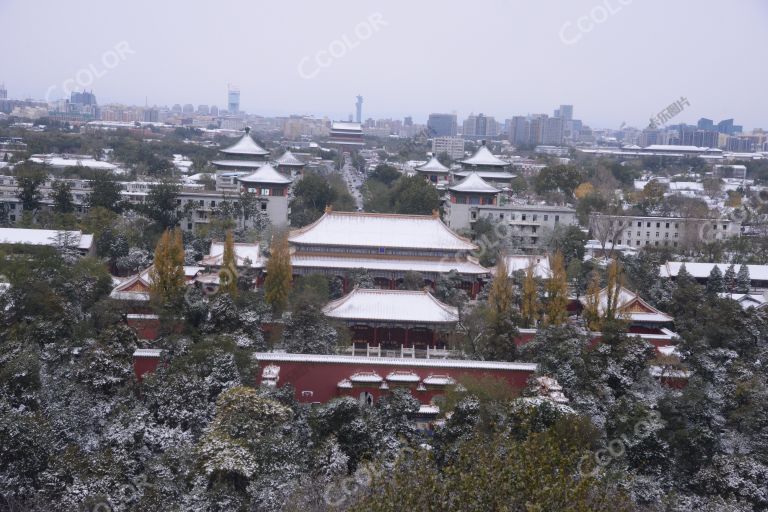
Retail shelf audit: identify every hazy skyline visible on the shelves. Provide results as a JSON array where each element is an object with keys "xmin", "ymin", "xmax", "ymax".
[{"xmin": 1, "ymin": 0, "xmax": 766, "ymax": 130}]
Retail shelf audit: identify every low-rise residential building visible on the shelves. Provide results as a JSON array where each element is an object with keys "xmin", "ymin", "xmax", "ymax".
[
  {"xmin": 432, "ymin": 136, "xmax": 465, "ymax": 161},
  {"xmin": 0, "ymin": 227, "xmax": 94, "ymax": 256}
]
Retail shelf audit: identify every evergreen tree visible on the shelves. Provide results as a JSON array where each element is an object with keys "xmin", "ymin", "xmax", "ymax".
[
  {"xmin": 347, "ymin": 267, "xmax": 375, "ymax": 288},
  {"xmin": 51, "ymin": 180, "xmax": 75, "ymax": 214},
  {"xmin": 736, "ymin": 264, "xmax": 750, "ymax": 293},
  {"xmin": 706, "ymin": 265, "xmax": 724, "ymax": 294},
  {"xmin": 16, "ymin": 171, "xmax": 45, "ymax": 211},
  {"xmin": 87, "ymin": 171, "xmax": 124, "ymax": 213},
  {"xmin": 264, "ymin": 233, "xmax": 292, "ymax": 314},
  {"xmin": 150, "ymin": 228, "xmax": 186, "ymax": 308},
  {"xmin": 282, "ymin": 305, "xmax": 339, "ymax": 353},
  {"xmin": 521, "ymin": 261, "xmax": 539, "ymax": 328},
  {"xmin": 218, "ymin": 229, "xmax": 238, "ymax": 298},
  {"xmin": 544, "ymin": 252, "xmax": 568, "ymax": 326},
  {"xmin": 603, "ymin": 258, "xmax": 625, "ymax": 324},
  {"xmin": 723, "ymin": 263, "xmax": 736, "ymax": 292}
]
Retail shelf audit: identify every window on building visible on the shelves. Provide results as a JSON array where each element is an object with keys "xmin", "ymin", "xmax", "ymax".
[
  {"xmin": 532, "ymin": 214, "xmax": 538, "ymax": 221},
  {"xmin": 647, "ymin": 222, "xmax": 651, "ymax": 227},
  {"xmin": 636, "ymin": 240, "xmax": 640, "ymax": 246},
  {"xmin": 499, "ymin": 213, "xmax": 504, "ymax": 219},
  {"xmin": 261, "ymin": 203, "xmax": 267, "ymax": 211},
  {"xmin": 665, "ymin": 232, "xmax": 669, "ymax": 238},
  {"xmin": 655, "ymin": 241, "xmax": 659, "ymax": 246},
  {"xmin": 617, "ymin": 240, "xmax": 621, "ymax": 245},
  {"xmin": 674, "ymin": 233, "xmax": 678, "ymax": 238},
  {"xmin": 637, "ymin": 221, "xmax": 641, "ymax": 227},
  {"xmin": 555, "ymin": 215, "xmax": 560, "ymax": 223},
  {"xmin": 471, "ymin": 211, "xmax": 477, "ymax": 220},
  {"xmin": 176, "ymin": 199, "xmax": 182, "ymax": 205},
  {"xmin": 656, "ymin": 232, "xmax": 659, "ymax": 237},
  {"xmin": 675, "ymin": 223, "xmax": 679, "ymax": 228},
  {"xmin": 713, "ymin": 224, "xmax": 717, "ymax": 230},
  {"xmin": 723, "ymin": 224, "xmax": 727, "ymax": 230},
  {"xmin": 261, "ymin": 188, "xmax": 270, "ymax": 196},
  {"xmin": 543, "ymin": 215, "xmax": 548, "ymax": 221},
  {"xmin": 211, "ymin": 200, "xmax": 216, "ymax": 207},
  {"xmin": 199, "ymin": 200, "xmax": 204, "ymax": 206},
  {"xmin": 187, "ymin": 223, "xmax": 192, "ymax": 230},
  {"xmin": 665, "ymin": 222, "xmax": 670, "ymax": 228},
  {"xmin": 674, "ymin": 242, "xmax": 678, "ymax": 247},
  {"xmin": 637, "ymin": 231, "xmax": 640, "ymax": 236},
  {"xmin": 656, "ymin": 222, "xmax": 660, "ymax": 228},
  {"xmin": 646, "ymin": 232, "xmax": 650, "ymax": 237},
  {"xmin": 645, "ymin": 241, "xmax": 649, "ymax": 245},
  {"xmin": 522, "ymin": 214, "xmax": 527, "ymax": 221}
]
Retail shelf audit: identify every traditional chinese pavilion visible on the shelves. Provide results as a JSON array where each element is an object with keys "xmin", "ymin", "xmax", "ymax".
[
  {"xmin": 453, "ymin": 141, "xmax": 516, "ymax": 187},
  {"xmin": 414, "ymin": 155, "xmax": 451, "ymax": 186},
  {"xmin": 235, "ymin": 164, "xmax": 292, "ymax": 228},
  {"xmin": 323, "ymin": 288, "xmax": 459, "ymax": 356},
  {"xmin": 211, "ymin": 127, "xmax": 271, "ymax": 172},
  {"xmin": 287, "ymin": 210, "xmax": 489, "ymax": 297},
  {"xmin": 274, "ymin": 149, "xmax": 306, "ymax": 177}
]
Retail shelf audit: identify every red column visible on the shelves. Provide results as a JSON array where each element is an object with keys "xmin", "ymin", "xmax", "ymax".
[
  {"xmin": 389, "ymin": 278, "xmax": 395, "ymax": 290},
  {"xmin": 471, "ymin": 281, "xmax": 480, "ymax": 298},
  {"xmin": 404, "ymin": 327, "xmax": 409, "ymax": 347},
  {"xmin": 431, "ymin": 329, "xmax": 436, "ymax": 348},
  {"xmin": 343, "ymin": 277, "xmax": 349, "ymax": 293},
  {"xmin": 373, "ymin": 326, "xmax": 378, "ymax": 345}
]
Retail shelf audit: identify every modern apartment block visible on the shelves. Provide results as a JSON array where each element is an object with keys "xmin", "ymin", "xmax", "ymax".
[
  {"xmin": 589, "ymin": 213, "xmax": 741, "ymax": 250},
  {"xmin": 432, "ymin": 136, "xmax": 465, "ymax": 160}
]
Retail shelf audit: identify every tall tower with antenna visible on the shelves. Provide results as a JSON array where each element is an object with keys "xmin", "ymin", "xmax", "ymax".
[
  {"xmin": 355, "ymin": 95, "xmax": 363, "ymax": 123},
  {"xmin": 228, "ymin": 84, "xmax": 240, "ymax": 114},
  {"xmin": 0, "ymin": 82, "xmax": 7, "ymax": 100}
]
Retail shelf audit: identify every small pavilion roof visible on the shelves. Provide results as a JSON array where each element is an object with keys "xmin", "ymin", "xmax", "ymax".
[
  {"xmin": 220, "ymin": 131, "xmax": 270, "ymax": 156},
  {"xmin": 460, "ymin": 143, "xmax": 509, "ymax": 167},
  {"xmin": 415, "ymin": 155, "xmax": 450, "ymax": 174},
  {"xmin": 201, "ymin": 241, "xmax": 264, "ymax": 268},
  {"xmin": 580, "ymin": 286, "xmax": 673, "ymax": 323},
  {"xmin": 322, "ymin": 287, "xmax": 459, "ymax": 324},
  {"xmin": 448, "ymin": 173, "xmax": 500, "ymax": 194},
  {"xmin": 275, "ymin": 150, "xmax": 305, "ymax": 167},
  {"xmin": 237, "ymin": 164, "xmax": 293, "ymax": 185}
]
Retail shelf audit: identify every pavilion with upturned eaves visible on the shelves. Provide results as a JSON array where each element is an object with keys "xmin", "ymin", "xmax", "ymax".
[
  {"xmin": 287, "ymin": 210, "xmax": 489, "ymax": 297},
  {"xmin": 323, "ymin": 287, "xmax": 459, "ymax": 357}
]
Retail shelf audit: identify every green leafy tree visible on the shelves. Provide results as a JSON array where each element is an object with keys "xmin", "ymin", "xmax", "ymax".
[
  {"xmin": 16, "ymin": 171, "xmax": 45, "ymax": 211},
  {"xmin": 150, "ymin": 228, "xmax": 186, "ymax": 308},
  {"xmin": 264, "ymin": 233, "xmax": 292, "ymax": 314},
  {"xmin": 87, "ymin": 171, "xmax": 124, "ymax": 212},
  {"xmin": 143, "ymin": 180, "xmax": 181, "ymax": 229},
  {"xmin": 219, "ymin": 229, "xmax": 238, "ymax": 298}
]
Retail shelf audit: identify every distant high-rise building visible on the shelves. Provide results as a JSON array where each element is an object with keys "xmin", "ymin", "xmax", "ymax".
[
  {"xmin": 717, "ymin": 118, "xmax": 734, "ymax": 135},
  {"xmin": 210, "ymin": 105, "xmax": 219, "ymax": 116},
  {"xmin": 0, "ymin": 83, "xmax": 6, "ymax": 100},
  {"xmin": 427, "ymin": 113, "xmax": 457, "ymax": 137},
  {"xmin": 508, "ymin": 116, "xmax": 530, "ymax": 145},
  {"xmin": 697, "ymin": 118, "xmax": 714, "ymax": 130},
  {"xmin": 528, "ymin": 115, "xmax": 547, "ymax": 145},
  {"xmin": 355, "ymin": 95, "xmax": 363, "ymax": 123},
  {"xmin": 541, "ymin": 117, "xmax": 564, "ymax": 145},
  {"xmin": 463, "ymin": 113, "xmax": 497, "ymax": 139},
  {"xmin": 182, "ymin": 104, "xmax": 194, "ymax": 114},
  {"xmin": 404, "ymin": 116, "xmax": 413, "ymax": 127},
  {"xmin": 143, "ymin": 109, "xmax": 159, "ymax": 122},
  {"xmin": 171, "ymin": 104, "xmax": 182, "ymax": 114},
  {"xmin": 71, "ymin": 90, "xmax": 97, "ymax": 106},
  {"xmin": 555, "ymin": 104, "xmax": 573, "ymax": 121},
  {"xmin": 197, "ymin": 104, "xmax": 210, "ymax": 115},
  {"xmin": 227, "ymin": 84, "xmax": 240, "ymax": 114}
]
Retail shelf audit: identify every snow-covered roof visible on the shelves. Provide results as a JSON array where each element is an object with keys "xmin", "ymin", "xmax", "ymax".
[
  {"xmin": 386, "ymin": 371, "xmax": 421, "ymax": 383},
  {"xmin": 448, "ymin": 173, "xmax": 500, "ymax": 194},
  {"xmin": 202, "ymin": 242, "xmax": 263, "ymax": 268},
  {"xmin": 290, "ymin": 254, "xmax": 489, "ymax": 275},
  {"xmin": 288, "ymin": 211, "xmax": 477, "ymax": 251},
  {"xmin": 331, "ymin": 121, "xmax": 363, "ymax": 131},
  {"xmin": 323, "ymin": 288, "xmax": 459, "ymax": 323},
  {"xmin": 415, "ymin": 155, "xmax": 450, "ymax": 174},
  {"xmin": 422, "ymin": 374, "xmax": 456, "ymax": 386},
  {"xmin": 337, "ymin": 378, "xmax": 353, "ymax": 389},
  {"xmin": 581, "ymin": 286, "xmax": 673, "ymax": 323},
  {"xmin": 349, "ymin": 371, "xmax": 383, "ymax": 383},
  {"xmin": 29, "ymin": 156, "xmax": 117, "ymax": 170},
  {"xmin": 460, "ymin": 144, "xmax": 509, "ymax": 167},
  {"xmin": 0, "ymin": 227, "xmax": 93, "ymax": 250},
  {"xmin": 184, "ymin": 265, "xmax": 204, "ymax": 277},
  {"xmin": 660, "ymin": 262, "xmax": 767, "ymax": 281},
  {"xmin": 418, "ymin": 404, "xmax": 440, "ymax": 415},
  {"xmin": 275, "ymin": 150, "xmax": 305, "ymax": 167},
  {"xmin": 256, "ymin": 352, "xmax": 539, "ymax": 371},
  {"xmin": 718, "ymin": 292, "xmax": 767, "ymax": 310},
  {"xmin": 133, "ymin": 349, "xmax": 164, "ymax": 358},
  {"xmin": 220, "ymin": 132, "xmax": 269, "ymax": 156},
  {"xmin": 500, "ymin": 255, "xmax": 552, "ymax": 279},
  {"xmin": 237, "ymin": 164, "xmax": 293, "ymax": 185},
  {"xmin": 109, "ymin": 273, "xmax": 151, "ymax": 301}
]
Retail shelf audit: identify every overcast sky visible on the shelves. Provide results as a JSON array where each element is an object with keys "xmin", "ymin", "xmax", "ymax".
[{"xmin": 1, "ymin": 0, "xmax": 766, "ymax": 130}]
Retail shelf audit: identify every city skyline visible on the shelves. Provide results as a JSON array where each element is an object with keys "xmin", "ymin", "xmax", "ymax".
[{"xmin": 1, "ymin": 0, "xmax": 767, "ymax": 130}]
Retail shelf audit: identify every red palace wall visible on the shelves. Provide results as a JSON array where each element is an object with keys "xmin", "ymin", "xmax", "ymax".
[{"xmin": 256, "ymin": 358, "xmax": 536, "ymax": 405}]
